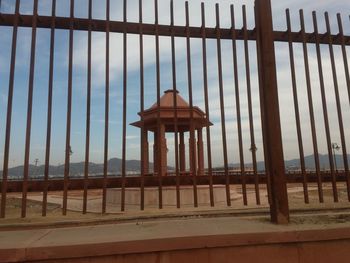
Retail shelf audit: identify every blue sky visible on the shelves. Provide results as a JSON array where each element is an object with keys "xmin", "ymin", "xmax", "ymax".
[{"xmin": 0, "ymin": 0, "xmax": 350, "ymax": 172}]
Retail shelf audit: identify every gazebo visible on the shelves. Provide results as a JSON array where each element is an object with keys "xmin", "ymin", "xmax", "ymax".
[{"xmin": 131, "ymin": 89, "xmax": 212, "ymax": 177}]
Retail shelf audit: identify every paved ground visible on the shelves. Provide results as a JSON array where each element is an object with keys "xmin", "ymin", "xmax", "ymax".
[
  {"xmin": 0, "ymin": 183, "xmax": 349, "ymax": 226},
  {"xmin": 1, "ymin": 208, "xmax": 350, "ymax": 262},
  {"xmin": 0, "ymin": 183, "xmax": 350, "ymax": 262}
]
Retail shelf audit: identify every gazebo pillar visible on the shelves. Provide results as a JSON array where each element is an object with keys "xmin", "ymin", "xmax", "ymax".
[
  {"xmin": 179, "ymin": 131, "xmax": 186, "ymax": 173},
  {"xmin": 197, "ymin": 128, "xmax": 204, "ymax": 176},
  {"xmin": 141, "ymin": 129, "xmax": 149, "ymax": 175}
]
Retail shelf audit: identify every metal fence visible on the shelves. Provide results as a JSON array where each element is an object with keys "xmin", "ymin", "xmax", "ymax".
[{"xmin": 0, "ymin": 0, "xmax": 349, "ymax": 223}]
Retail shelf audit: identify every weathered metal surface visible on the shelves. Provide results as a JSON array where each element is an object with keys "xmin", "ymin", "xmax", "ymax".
[
  {"xmin": 201, "ymin": 3, "xmax": 214, "ymax": 207},
  {"xmin": 312, "ymin": 11, "xmax": 338, "ymax": 202},
  {"xmin": 0, "ymin": 14, "xmax": 349, "ymax": 45},
  {"xmin": 299, "ymin": 10, "xmax": 324, "ymax": 203},
  {"xmin": 230, "ymin": 5, "xmax": 247, "ymax": 206},
  {"xmin": 243, "ymin": 5, "xmax": 260, "ymax": 205},
  {"xmin": 21, "ymin": 0, "xmax": 38, "ymax": 218},
  {"xmin": 42, "ymin": 0, "xmax": 56, "ymax": 217},
  {"xmin": 82, "ymin": 0, "xmax": 92, "ymax": 215},
  {"xmin": 0, "ymin": 0, "xmax": 349, "ymax": 224},
  {"xmin": 255, "ymin": 0, "xmax": 289, "ymax": 224},
  {"xmin": 170, "ymin": 0, "xmax": 181, "ymax": 209},
  {"xmin": 215, "ymin": 4, "xmax": 231, "ymax": 207},
  {"xmin": 62, "ymin": 0, "xmax": 75, "ymax": 216},
  {"xmin": 286, "ymin": 9, "xmax": 309, "ymax": 204},
  {"xmin": 121, "ymin": 0, "xmax": 127, "ymax": 212},
  {"xmin": 102, "ymin": 0, "xmax": 110, "ymax": 214},
  {"xmin": 1, "ymin": 172, "xmax": 348, "ymax": 192},
  {"xmin": 0, "ymin": 0, "xmax": 20, "ymax": 219}
]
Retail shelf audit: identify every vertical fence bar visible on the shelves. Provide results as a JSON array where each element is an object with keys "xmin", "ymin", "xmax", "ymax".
[
  {"xmin": 299, "ymin": 10, "xmax": 323, "ymax": 203},
  {"xmin": 102, "ymin": 0, "xmax": 110, "ymax": 214},
  {"xmin": 201, "ymin": 3, "xmax": 214, "ymax": 207},
  {"xmin": 63, "ymin": 0, "xmax": 75, "ymax": 215},
  {"xmin": 215, "ymin": 4, "xmax": 231, "ymax": 207},
  {"xmin": 286, "ymin": 9, "xmax": 309, "ymax": 204},
  {"xmin": 255, "ymin": 0, "xmax": 289, "ymax": 223},
  {"xmin": 230, "ymin": 5, "xmax": 247, "ymax": 206},
  {"xmin": 312, "ymin": 11, "xmax": 338, "ymax": 202},
  {"xmin": 254, "ymin": 4, "xmax": 272, "ymax": 205},
  {"xmin": 21, "ymin": 0, "xmax": 38, "ymax": 218},
  {"xmin": 337, "ymin": 14, "xmax": 350, "ymax": 105},
  {"xmin": 0, "ymin": 0, "xmax": 20, "ymax": 218},
  {"xmin": 42, "ymin": 0, "xmax": 56, "ymax": 216},
  {"xmin": 337, "ymin": 13, "xmax": 350, "ymax": 200},
  {"xmin": 83, "ymin": 0, "xmax": 92, "ymax": 214},
  {"xmin": 185, "ymin": 1, "xmax": 198, "ymax": 207},
  {"xmin": 170, "ymin": 0, "xmax": 181, "ymax": 208},
  {"xmin": 325, "ymin": 12, "xmax": 349, "ymax": 201},
  {"xmin": 121, "ymin": 0, "xmax": 127, "ymax": 211},
  {"xmin": 243, "ymin": 5, "xmax": 260, "ymax": 205},
  {"xmin": 154, "ymin": 0, "xmax": 163, "ymax": 209},
  {"xmin": 139, "ymin": 0, "xmax": 145, "ymax": 211}
]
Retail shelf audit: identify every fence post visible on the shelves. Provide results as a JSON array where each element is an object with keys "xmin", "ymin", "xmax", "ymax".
[{"xmin": 255, "ymin": 0, "xmax": 289, "ymax": 224}]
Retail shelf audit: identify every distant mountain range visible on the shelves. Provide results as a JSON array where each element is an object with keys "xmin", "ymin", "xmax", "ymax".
[
  {"xmin": 229, "ymin": 154, "xmax": 350, "ymax": 171},
  {"xmin": 0, "ymin": 154, "xmax": 348, "ymax": 179},
  {"xmin": 0, "ymin": 158, "xmax": 150, "ymax": 179}
]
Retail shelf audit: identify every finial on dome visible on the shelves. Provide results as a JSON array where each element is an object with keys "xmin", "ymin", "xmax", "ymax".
[{"xmin": 164, "ymin": 89, "xmax": 179, "ymax": 94}]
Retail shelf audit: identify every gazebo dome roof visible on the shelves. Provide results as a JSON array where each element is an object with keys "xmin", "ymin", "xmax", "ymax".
[
  {"xmin": 130, "ymin": 89, "xmax": 212, "ymax": 132},
  {"xmin": 150, "ymin": 89, "xmax": 189, "ymax": 109}
]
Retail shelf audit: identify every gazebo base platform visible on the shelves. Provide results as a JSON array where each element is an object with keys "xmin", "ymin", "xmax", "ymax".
[{"xmin": 106, "ymin": 185, "xmax": 233, "ymax": 206}]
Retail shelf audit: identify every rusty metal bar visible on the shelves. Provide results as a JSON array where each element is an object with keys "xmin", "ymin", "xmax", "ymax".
[
  {"xmin": 83, "ymin": 0, "xmax": 92, "ymax": 215},
  {"xmin": 337, "ymin": 13, "xmax": 350, "ymax": 200},
  {"xmin": 1, "ymin": 13, "xmax": 350, "ymax": 45},
  {"xmin": 139, "ymin": 0, "xmax": 145, "ymax": 211},
  {"xmin": 342, "ymin": 14, "xmax": 350, "ymax": 101},
  {"xmin": 155, "ymin": 0, "xmax": 163, "ymax": 209},
  {"xmin": 185, "ymin": 1, "xmax": 198, "ymax": 207},
  {"xmin": 21, "ymin": 0, "xmax": 38, "ymax": 218},
  {"xmin": 102, "ymin": 0, "xmax": 110, "ymax": 214},
  {"xmin": 254, "ymin": 4, "xmax": 272, "ymax": 205},
  {"xmin": 121, "ymin": 0, "xmax": 127, "ymax": 211},
  {"xmin": 243, "ymin": 5, "xmax": 260, "ymax": 205},
  {"xmin": 0, "ymin": 0, "xmax": 20, "ymax": 218},
  {"xmin": 255, "ymin": 0, "xmax": 289, "ymax": 224},
  {"xmin": 286, "ymin": 9, "xmax": 309, "ymax": 204},
  {"xmin": 312, "ymin": 11, "xmax": 338, "ymax": 202},
  {"xmin": 325, "ymin": 12, "xmax": 349, "ymax": 202},
  {"xmin": 230, "ymin": 5, "xmax": 247, "ymax": 206},
  {"xmin": 63, "ymin": 0, "xmax": 75, "ymax": 215},
  {"xmin": 2, "ymin": 172, "xmax": 349, "ymax": 193},
  {"xmin": 201, "ymin": 3, "xmax": 214, "ymax": 207},
  {"xmin": 299, "ymin": 10, "xmax": 323, "ymax": 203},
  {"xmin": 42, "ymin": 0, "xmax": 56, "ymax": 217},
  {"xmin": 170, "ymin": 0, "xmax": 181, "ymax": 209},
  {"xmin": 216, "ymin": 4, "xmax": 231, "ymax": 207}
]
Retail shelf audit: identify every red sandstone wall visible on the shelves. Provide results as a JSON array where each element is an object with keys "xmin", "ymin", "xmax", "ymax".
[{"xmin": 25, "ymin": 239, "xmax": 350, "ymax": 263}]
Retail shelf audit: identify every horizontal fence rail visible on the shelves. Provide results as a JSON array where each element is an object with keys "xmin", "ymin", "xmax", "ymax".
[
  {"xmin": 2, "ymin": 171, "xmax": 350, "ymax": 192},
  {"xmin": 0, "ymin": 0, "xmax": 349, "ymax": 223},
  {"xmin": 0, "ymin": 14, "xmax": 350, "ymax": 45}
]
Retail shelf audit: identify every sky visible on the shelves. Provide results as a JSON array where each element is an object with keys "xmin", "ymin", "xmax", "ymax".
[{"xmin": 0, "ymin": 0, "xmax": 349, "ymax": 173}]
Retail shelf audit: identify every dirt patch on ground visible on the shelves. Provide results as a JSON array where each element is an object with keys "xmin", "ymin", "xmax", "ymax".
[{"xmin": 290, "ymin": 213, "xmax": 350, "ymax": 225}]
